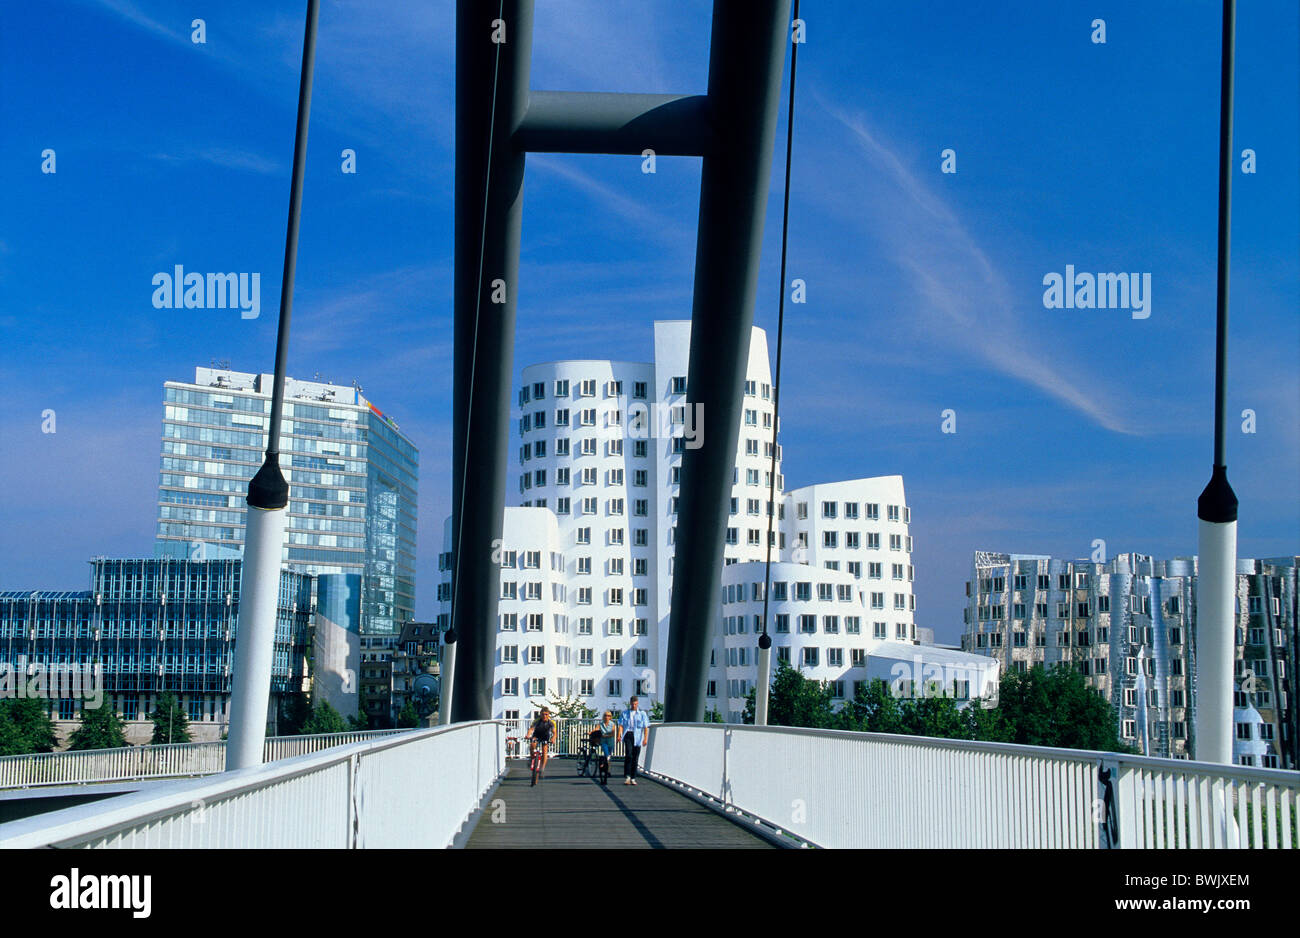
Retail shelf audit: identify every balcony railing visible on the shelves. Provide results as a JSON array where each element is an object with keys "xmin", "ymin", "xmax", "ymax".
[
  {"xmin": 0, "ymin": 730, "xmax": 404, "ymax": 789},
  {"xmin": 642, "ymin": 723, "xmax": 1300, "ymax": 849}
]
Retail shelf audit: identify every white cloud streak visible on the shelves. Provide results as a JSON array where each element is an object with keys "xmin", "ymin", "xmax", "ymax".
[{"xmin": 818, "ymin": 98, "xmax": 1137, "ymax": 435}]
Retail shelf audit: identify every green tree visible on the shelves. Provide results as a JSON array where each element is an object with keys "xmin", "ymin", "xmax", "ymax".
[
  {"xmin": 963, "ymin": 696, "xmax": 1011, "ymax": 742},
  {"xmin": 899, "ymin": 686, "xmax": 974, "ymax": 740},
  {"xmin": 537, "ymin": 691, "xmax": 596, "ymax": 719},
  {"xmin": 395, "ymin": 700, "xmax": 420, "ymax": 728},
  {"xmin": 992, "ymin": 665, "xmax": 1130, "ymax": 752},
  {"xmin": 299, "ymin": 701, "xmax": 349, "ymax": 735},
  {"xmin": 67, "ymin": 704, "xmax": 128, "ymax": 751},
  {"xmin": 0, "ymin": 714, "xmax": 23, "ymax": 756},
  {"xmin": 745, "ymin": 661, "xmax": 835, "ymax": 729},
  {"xmin": 348, "ymin": 711, "xmax": 371, "ymax": 731},
  {"xmin": 649, "ymin": 700, "xmax": 665, "ymax": 721},
  {"xmin": 837, "ymin": 678, "xmax": 904, "ymax": 734},
  {"xmin": 150, "ymin": 691, "xmax": 192, "ymax": 744},
  {"xmin": 704, "ymin": 707, "xmax": 726, "ymax": 723},
  {"xmin": 278, "ymin": 692, "xmax": 313, "ymax": 736},
  {"xmin": 0, "ymin": 698, "xmax": 60, "ymax": 755}
]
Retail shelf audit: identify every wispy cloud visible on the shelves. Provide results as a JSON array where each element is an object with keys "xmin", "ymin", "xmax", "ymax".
[
  {"xmin": 816, "ymin": 97, "xmax": 1137, "ymax": 436},
  {"xmin": 150, "ymin": 147, "xmax": 282, "ymax": 175},
  {"xmin": 292, "ymin": 262, "xmax": 450, "ymax": 358},
  {"xmin": 82, "ymin": 0, "xmax": 185, "ymax": 43},
  {"xmin": 527, "ymin": 155, "xmax": 696, "ymax": 247}
]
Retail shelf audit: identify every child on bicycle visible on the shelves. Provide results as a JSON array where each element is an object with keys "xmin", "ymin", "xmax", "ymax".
[
  {"xmin": 524, "ymin": 707, "xmax": 556, "ymax": 786},
  {"xmin": 598, "ymin": 710, "xmax": 616, "ymax": 769}
]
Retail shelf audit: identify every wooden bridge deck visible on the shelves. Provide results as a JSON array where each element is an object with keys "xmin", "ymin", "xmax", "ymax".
[{"xmin": 464, "ymin": 759, "xmax": 775, "ymax": 849}]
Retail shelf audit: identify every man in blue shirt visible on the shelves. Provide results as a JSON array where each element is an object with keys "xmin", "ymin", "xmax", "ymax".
[{"xmin": 619, "ymin": 696, "xmax": 651, "ymax": 785}]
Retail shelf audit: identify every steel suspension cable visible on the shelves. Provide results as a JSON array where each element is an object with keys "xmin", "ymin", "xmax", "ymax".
[{"xmin": 760, "ymin": 0, "xmax": 802, "ymax": 646}]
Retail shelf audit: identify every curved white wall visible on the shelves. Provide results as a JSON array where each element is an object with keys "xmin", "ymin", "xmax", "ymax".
[{"xmin": 439, "ymin": 323, "xmax": 930, "ymax": 722}]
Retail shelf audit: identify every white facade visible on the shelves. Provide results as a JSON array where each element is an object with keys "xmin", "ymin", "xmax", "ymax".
[
  {"xmin": 716, "ymin": 476, "xmax": 924, "ymax": 717},
  {"xmin": 438, "ymin": 321, "xmax": 924, "ymax": 721}
]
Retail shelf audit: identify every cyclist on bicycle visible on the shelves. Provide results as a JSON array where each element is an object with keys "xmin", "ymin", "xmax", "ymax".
[{"xmin": 524, "ymin": 707, "xmax": 556, "ymax": 786}]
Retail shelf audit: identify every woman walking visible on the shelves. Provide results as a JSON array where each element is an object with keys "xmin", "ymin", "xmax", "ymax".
[{"xmin": 596, "ymin": 710, "xmax": 616, "ymax": 785}]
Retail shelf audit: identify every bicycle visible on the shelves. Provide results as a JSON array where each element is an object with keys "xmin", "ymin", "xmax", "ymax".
[
  {"xmin": 529, "ymin": 739, "xmax": 550, "ymax": 786},
  {"xmin": 576, "ymin": 731, "xmax": 610, "ymax": 785}
]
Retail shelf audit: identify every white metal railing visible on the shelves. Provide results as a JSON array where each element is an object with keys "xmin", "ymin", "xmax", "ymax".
[
  {"xmin": 0, "ymin": 721, "xmax": 504, "ymax": 849},
  {"xmin": 1103, "ymin": 753, "xmax": 1300, "ymax": 848},
  {"xmin": 0, "ymin": 730, "xmax": 404, "ymax": 789},
  {"xmin": 498, "ymin": 718, "xmax": 652, "ymax": 759},
  {"xmin": 642, "ymin": 724, "xmax": 1300, "ymax": 849}
]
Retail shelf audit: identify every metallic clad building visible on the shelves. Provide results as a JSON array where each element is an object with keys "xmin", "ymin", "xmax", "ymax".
[{"xmin": 962, "ymin": 552, "xmax": 1299, "ymax": 768}]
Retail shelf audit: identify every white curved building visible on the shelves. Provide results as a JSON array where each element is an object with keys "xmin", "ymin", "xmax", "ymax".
[
  {"xmin": 437, "ymin": 321, "xmax": 937, "ymax": 721},
  {"xmin": 717, "ymin": 475, "xmax": 926, "ymax": 717}
]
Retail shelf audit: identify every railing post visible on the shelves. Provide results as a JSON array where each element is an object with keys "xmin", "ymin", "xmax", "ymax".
[
  {"xmin": 347, "ymin": 752, "xmax": 361, "ymax": 849},
  {"xmin": 1099, "ymin": 758, "xmax": 1140, "ymax": 848},
  {"xmin": 722, "ymin": 725, "xmax": 732, "ymax": 810},
  {"xmin": 1097, "ymin": 760, "xmax": 1119, "ymax": 848}
]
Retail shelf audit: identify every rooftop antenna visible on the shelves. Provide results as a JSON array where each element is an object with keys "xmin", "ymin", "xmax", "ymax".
[{"xmin": 226, "ymin": 0, "xmax": 320, "ymax": 772}]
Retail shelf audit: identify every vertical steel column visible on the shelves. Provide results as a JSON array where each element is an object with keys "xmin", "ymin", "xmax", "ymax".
[
  {"xmin": 1196, "ymin": 0, "xmax": 1238, "ymax": 765},
  {"xmin": 450, "ymin": 0, "xmax": 534, "ymax": 721},
  {"xmin": 226, "ymin": 0, "xmax": 319, "ymax": 771},
  {"xmin": 665, "ymin": 0, "xmax": 792, "ymax": 722}
]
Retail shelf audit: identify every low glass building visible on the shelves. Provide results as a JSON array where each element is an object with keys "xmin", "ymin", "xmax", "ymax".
[{"xmin": 0, "ymin": 557, "xmax": 312, "ymax": 745}]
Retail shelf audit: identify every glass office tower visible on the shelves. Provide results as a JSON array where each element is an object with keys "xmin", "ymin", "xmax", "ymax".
[{"xmin": 156, "ymin": 367, "xmax": 418, "ymax": 638}]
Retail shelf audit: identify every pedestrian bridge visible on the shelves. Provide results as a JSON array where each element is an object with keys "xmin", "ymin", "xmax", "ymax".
[{"xmin": 0, "ymin": 722, "xmax": 1296, "ymax": 849}]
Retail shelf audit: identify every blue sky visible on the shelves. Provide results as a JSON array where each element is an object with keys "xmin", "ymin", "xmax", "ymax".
[{"xmin": 2, "ymin": 0, "xmax": 1296, "ymax": 643}]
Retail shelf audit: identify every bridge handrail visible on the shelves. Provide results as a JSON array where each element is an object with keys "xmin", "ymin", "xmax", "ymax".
[
  {"xmin": 0, "ymin": 729, "xmax": 406, "ymax": 789},
  {"xmin": 0, "ymin": 722, "xmax": 504, "ymax": 849},
  {"xmin": 643, "ymin": 723, "xmax": 1300, "ymax": 849},
  {"xmin": 498, "ymin": 718, "xmax": 651, "ymax": 759}
]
